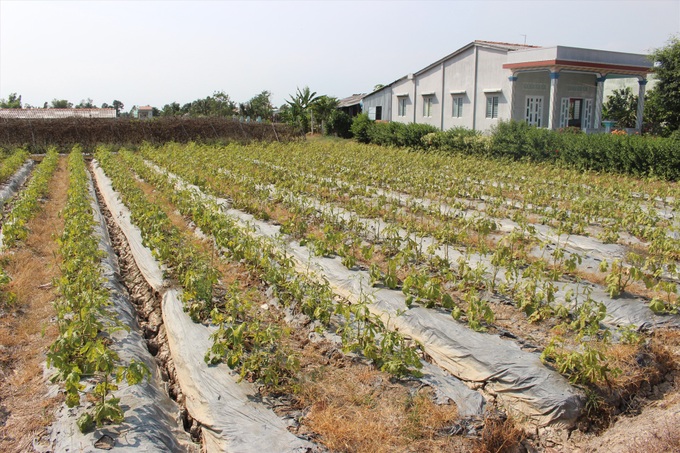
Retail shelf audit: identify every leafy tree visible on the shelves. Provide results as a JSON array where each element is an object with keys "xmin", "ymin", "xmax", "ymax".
[
  {"xmin": 285, "ymin": 86, "xmax": 318, "ymax": 133},
  {"xmin": 112, "ymin": 100, "xmax": 124, "ymax": 117},
  {"xmin": 161, "ymin": 102, "xmax": 182, "ymax": 116},
  {"xmin": 239, "ymin": 90, "xmax": 274, "ymax": 121},
  {"xmin": 101, "ymin": 102, "xmax": 111, "ymax": 109},
  {"xmin": 186, "ymin": 92, "xmax": 236, "ymax": 117},
  {"xmin": 76, "ymin": 98, "xmax": 95, "ymax": 109},
  {"xmin": 0, "ymin": 93, "xmax": 22, "ymax": 108},
  {"xmin": 311, "ymin": 95, "xmax": 339, "ymax": 134},
  {"xmin": 51, "ymin": 99, "xmax": 73, "ymax": 108},
  {"xmin": 647, "ymin": 36, "xmax": 680, "ymax": 134},
  {"xmin": 209, "ymin": 91, "xmax": 237, "ymax": 117},
  {"xmin": 602, "ymin": 87, "xmax": 637, "ymax": 128}
]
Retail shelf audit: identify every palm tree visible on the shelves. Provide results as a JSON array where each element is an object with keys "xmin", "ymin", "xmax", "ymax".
[{"xmin": 286, "ymin": 86, "xmax": 318, "ymax": 133}]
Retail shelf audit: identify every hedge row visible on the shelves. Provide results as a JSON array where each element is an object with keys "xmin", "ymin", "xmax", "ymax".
[
  {"xmin": 0, "ymin": 117, "xmax": 301, "ymax": 152},
  {"xmin": 351, "ymin": 115, "xmax": 680, "ymax": 181}
]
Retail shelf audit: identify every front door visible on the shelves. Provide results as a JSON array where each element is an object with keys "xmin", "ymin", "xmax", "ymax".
[
  {"xmin": 568, "ymin": 98, "xmax": 583, "ymax": 128},
  {"xmin": 525, "ymin": 96, "xmax": 543, "ymax": 127}
]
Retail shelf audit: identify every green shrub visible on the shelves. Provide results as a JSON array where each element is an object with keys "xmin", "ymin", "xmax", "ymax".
[
  {"xmin": 350, "ymin": 113, "xmax": 372, "ymax": 143},
  {"xmin": 327, "ymin": 110, "xmax": 353, "ymax": 138},
  {"xmin": 422, "ymin": 127, "xmax": 489, "ymax": 155},
  {"xmin": 489, "ymin": 120, "xmax": 561, "ymax": 161},
  {"xmin": 351, "ymin": 116, "xmax": 680, "ymax": 180}
]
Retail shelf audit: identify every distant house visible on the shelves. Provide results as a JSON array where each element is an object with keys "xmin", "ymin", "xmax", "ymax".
[
  {"xmin": 337, "ymin": 93, "xmax": 366, "ymax": 117},
  {"xmin": 0, "ymin": 108, "xmax": 117, "ymax": 119},
  {"xmin": 138, "ymin": 106, "xmax": 153, "ymax": 119},
  {"xmin": 361, "ymin": 40, "xmax": 652, "ymax": 132}
]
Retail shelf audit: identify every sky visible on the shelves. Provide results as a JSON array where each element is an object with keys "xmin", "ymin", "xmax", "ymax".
[{"xmin": 1, "ymin": 0, "xmax": 679, "ymax": 111}]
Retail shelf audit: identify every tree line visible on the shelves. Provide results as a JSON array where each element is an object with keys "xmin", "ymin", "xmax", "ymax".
[{"xmin": 0, "ymin": 88, "xmax": 352, "ymax": 136}]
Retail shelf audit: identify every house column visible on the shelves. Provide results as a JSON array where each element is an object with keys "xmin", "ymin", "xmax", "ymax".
[
  {"xmin": 508, "ymin": 74, "xmax": 518, "ymax": 121},
  {"xmin": 547, "ymin": 71, "xmax": 560, "ymax": 129},
  {"xmin": 593, "ymin": 76, "xmax": 606, "ymax": 130},
  {"xmin": 636, "ymin": 78, "xmax": 647, "ymax": 132}
]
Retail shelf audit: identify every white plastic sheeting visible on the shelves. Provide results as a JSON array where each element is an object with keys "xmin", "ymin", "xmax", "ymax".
[
  {"xmin": 419, "ymin": 362, "xmax": 485, "ymax": 417},
  {"xmin": 91, "ymin": 161, "xmax": 314, "ymax": 453},
  {"xmin": 226, "ymin": 169, "xmax": 678, "ymax": 331},
  {"xmin": 48, "ymin": 171, "xmax": 194, "ymax": 452},
  {"xmin": 0, "ymin": 160, "xmax": 33, "ymax": 207},
  {"xmin": 162, "ymin": 289, "xmax": 312, "ymax": 453},
  {"xmin": 92, "ymin": 163, "xmax": 165, "ymax": 292},
  {"xmin": 152, "ymin": 163, "xmax": 585, "ymax": 428}
]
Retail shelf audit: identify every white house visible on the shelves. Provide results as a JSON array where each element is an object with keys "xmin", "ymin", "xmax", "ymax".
[
  {"xmin": 361, "ymin": 40, "xmax": 652, "ymax": 133},
  {"xmin": 137, "ymin": 105, "xmax": 154, "ymax": 119}
]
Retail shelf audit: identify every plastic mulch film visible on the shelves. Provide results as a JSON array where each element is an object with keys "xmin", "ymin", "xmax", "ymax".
[
  {"xmin": 162, "ymin": 289, "xmax": 313, "ymax": 453},
  {"xmin": 92, "ymin": 161, "xmax": 314, "ymax": 452},
  {"xmin": 0, "ymin": 160, "xmax": 33, "ymax": 207},
  {"xmin": 153, "ymin": 164, "xmax": 586, "ymax": 428},
  {"xmin": 226, "ymin": 172, "xmax": 679, "ymax": 331},
  {"xmin": 48, "ymin": 171, "xmax": 194, "ymax": 452}
]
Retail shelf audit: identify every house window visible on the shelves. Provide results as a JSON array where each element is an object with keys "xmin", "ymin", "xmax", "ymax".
[
  {"xmin": 452, "ymin": 96, "xmax": 463, "ymax": 118},
  {"xmin": 423, "ymin": 96, "xmax": 433, "ymax": 117},
  {"xmin": 398, "ymin": 97, "xmax": 407, "ymax": 116},
  {"xmin": 375, "ymin": 106, "xmax": 382, "ymax": 121},
  {"xmin": 486, "ymin": 95, "xmax": 499, "ymax": 119}
]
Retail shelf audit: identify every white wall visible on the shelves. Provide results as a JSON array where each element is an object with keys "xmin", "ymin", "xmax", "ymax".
[
  {"xmin": 442, "ymin": 47, "xmax": 475, "ymax": 130},
  {"xmin": 475, "ymin": 47, "xmax": 512, "ymax": 132},
  {"xmin": 391, "ymin": 77, "xmax": 415, "ymax": 124},
  {"xmin": 415, "ymin": 64, "xmax": 443, "ymax": 128}
]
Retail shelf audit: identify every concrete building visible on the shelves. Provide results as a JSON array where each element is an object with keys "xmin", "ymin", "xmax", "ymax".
[
  {"xmin": 138, "ymin": 105, "xmax": 154, "ymax": 119},
  {"xmin": 0, "ymin": 108, "xmax": 117, "ymax": 119},
  {"xmin": 361, "ymin": 40, "xmax": 652, "ymax": 133}
]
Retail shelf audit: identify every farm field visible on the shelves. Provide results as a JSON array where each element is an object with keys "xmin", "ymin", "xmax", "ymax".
[{"xmin": 0, "ymin": 139, "xmax": 679, "ymax": 452}]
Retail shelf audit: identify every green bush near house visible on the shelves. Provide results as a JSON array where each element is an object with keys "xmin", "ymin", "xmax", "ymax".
[
  {"xmin": 326, "ymin": 110, "xmax": 353, "ymax": 138},
  {"xmin": 490, "ymin": 122, "xmax": 680, "ymax": 180},
  {"xmin": 351, "ymin": 116, "xmax": 680, "ymax": 181},
  {"xmin": 350, "ymin": 113, "xmax": 372, "ymax": 143},
  {"xmin": 350, "ymin": 115, "xmax": 438, "ymax": 148}
]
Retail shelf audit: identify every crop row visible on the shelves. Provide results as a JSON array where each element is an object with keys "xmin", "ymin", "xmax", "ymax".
[
  {"xmin": 99, "ymin": 147, "xmax": 423, "ymax": 388},
  {"xmin": 141, "ymin": 143, "xmax": 678, "ymax": 331},
  {"xmin": 47, "ymin": 149, "xmax": 149, "ymax": 433},
  {"xmin": 0, "ymin": 148, "xmax": 29, "ymax": 185},
  {"xmin": 235, "ymin": 141, "xmax": 679, "ymax": 252},
  {"xmin": 137, "ymin": 145, "xmax": 636, "ymax": 392},
  {"xmin": 1, "ymin": 149, "xmax": 59, "ymax": 249}
]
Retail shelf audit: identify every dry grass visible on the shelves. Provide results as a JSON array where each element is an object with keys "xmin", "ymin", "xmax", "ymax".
[
  {"xmin": 472, "ymin": 415, "xmax": 525, "ymax": 453},
  {"xmin": 629, "ymin": 418, "xmax": 680, "ymax": 452},
  {"xmin": 0, "ymin": 156, "xmax": 68, "ymax": 452},
  {"xmin": 296, "ymin": 365, "xmax": 469, "ymax": 453}
]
